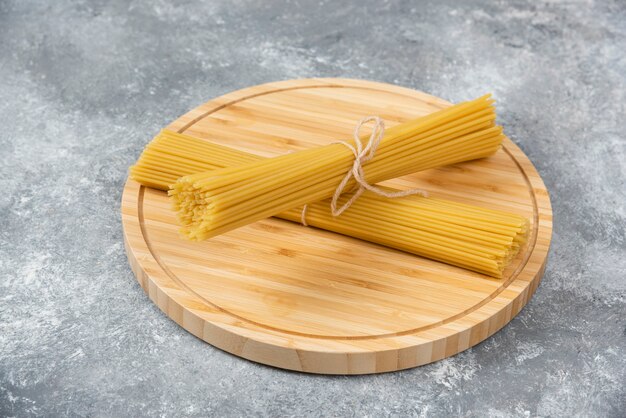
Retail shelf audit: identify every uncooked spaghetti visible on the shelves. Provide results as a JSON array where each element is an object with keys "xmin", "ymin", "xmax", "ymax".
[
  {"xmin": 130, "ymin": 126, "xmax": 527, "ymax": 277},
  {"xmin": 170, "ymin": 95, "xmax": 504, "ymax": 242}
]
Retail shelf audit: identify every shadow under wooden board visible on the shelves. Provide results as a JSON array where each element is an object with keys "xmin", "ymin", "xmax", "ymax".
[{"xmin": 121, "ymin": 78, "xmax": 553, "ymax": 374}]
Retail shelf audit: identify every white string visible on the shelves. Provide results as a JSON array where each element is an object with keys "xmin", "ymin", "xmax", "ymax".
[
  {"xmin": 329, "ymin": 116, "xmax": 428, "ymax": 217},
  {"xmin": 300, "ymin": 204, "xmax": 309, "ymax": 226},
  {"xmin": 299, "ymin": 116, "xmax": 428, "ymax": 226}
]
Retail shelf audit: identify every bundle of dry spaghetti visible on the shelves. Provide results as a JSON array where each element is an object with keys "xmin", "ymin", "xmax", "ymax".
[
  {"xmin": 169, "ymin": 95, "xmax": 506, "ymax": 243},
  {"xmin": 130, "ymin": 128, "xmax": 528, "ymax": 277}
]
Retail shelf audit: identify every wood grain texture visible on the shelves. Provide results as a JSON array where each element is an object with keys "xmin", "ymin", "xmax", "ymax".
[{"xmin": 121, "ymin": 78, "xmax": 552, "ymax": 374}]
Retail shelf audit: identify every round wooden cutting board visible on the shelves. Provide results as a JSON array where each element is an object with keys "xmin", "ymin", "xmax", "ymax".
[{"xmin": 121, "ymin": 78, "xmax": 552, "ymax": 374}]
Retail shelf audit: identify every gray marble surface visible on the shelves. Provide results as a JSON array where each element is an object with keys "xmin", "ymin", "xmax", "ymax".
[{"xmin": 1, "ymin": 0, "xmax": 625, "ymax": 416}]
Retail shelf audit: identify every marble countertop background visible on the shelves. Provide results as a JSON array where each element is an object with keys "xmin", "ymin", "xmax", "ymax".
[{"xmin": 1, "ymin": 0, "xmax": 624, "ymax": 416}]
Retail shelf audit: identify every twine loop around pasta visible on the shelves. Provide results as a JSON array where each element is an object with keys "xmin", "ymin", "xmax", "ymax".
[{"xmin": 300, "ymin": 116, "xmax": 428, "ymax": 226}]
